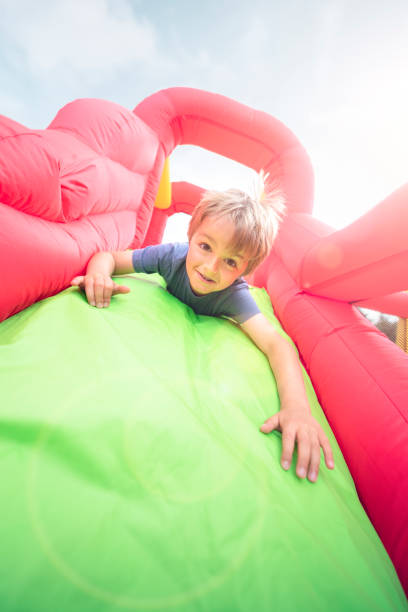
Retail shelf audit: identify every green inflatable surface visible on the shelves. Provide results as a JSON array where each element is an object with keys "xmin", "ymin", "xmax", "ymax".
[{"xmin": 0, "ymin": 274, "xmax": 406, "ymax": 611}]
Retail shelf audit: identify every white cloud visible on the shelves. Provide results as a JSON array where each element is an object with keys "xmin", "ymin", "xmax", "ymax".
[
  {"xmin": 306, "ymin": 59, "xmax": 408, "ymax": 229},
  {"xmin": 171, "ymin": 146, "xmax": 256, "ymax": 193},
  {"xmin": 0, "ymin": 91, "xmax": 26, "ymax": 121},
  {"xmin": 240, "ymin": 15, "xmax": 269, "ymax": 57},
  {"xmin": 1, "ymin": 0, "xmax": 157, "ymax": 77}
]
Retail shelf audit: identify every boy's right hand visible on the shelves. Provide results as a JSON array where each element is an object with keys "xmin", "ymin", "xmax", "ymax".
[{"xmin": 71, "ymin": 274, "xmax": 130, "ymax": 308}]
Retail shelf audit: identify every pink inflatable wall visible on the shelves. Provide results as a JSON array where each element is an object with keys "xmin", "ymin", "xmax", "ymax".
[{"xmin": 0, "ymin": 88, "xmax": 407, "ymax": 594}]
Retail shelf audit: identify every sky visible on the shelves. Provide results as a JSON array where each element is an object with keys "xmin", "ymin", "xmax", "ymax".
[{"xmin": 1, "ymin": 0, "xmax": 408, "ymax": 242}]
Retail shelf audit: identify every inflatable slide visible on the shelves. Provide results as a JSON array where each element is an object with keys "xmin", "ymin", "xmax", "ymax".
[{"xmin": 0, "ymin": 88, "xmax": 407, "ymax": 610}]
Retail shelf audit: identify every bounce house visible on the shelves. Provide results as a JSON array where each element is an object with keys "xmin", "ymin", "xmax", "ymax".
[{"xmin": 0, "ymin": 88, "xmax": 407, "ymax": 610}]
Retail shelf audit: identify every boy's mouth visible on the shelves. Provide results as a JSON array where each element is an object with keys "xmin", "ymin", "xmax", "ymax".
[{"xmin": 196, "ymin": 270, "xmax": 216, "ymax": 284}]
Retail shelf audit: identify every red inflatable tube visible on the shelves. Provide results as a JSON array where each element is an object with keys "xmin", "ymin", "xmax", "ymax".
[
  {"xmin": 300, "ymin": 183, "xmax": 408, "ymax": 303},
  {"xmin": 134, "ymin": 88, "xmax": 314, "ymax": 214}
]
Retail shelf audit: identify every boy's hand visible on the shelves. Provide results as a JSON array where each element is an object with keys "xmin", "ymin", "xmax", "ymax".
[
  {"xmin": 71, "ymin": 274, "xmax": 130, "ymax": 308},
  {"xmin": 260, "ymin": 406, "xmax": 334, "ymax": 483}
]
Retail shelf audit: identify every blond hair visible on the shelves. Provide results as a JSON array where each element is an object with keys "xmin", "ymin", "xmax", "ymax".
[{"xmin": 188, "ymin": 173, "xmax": 286, "ymax": 274}]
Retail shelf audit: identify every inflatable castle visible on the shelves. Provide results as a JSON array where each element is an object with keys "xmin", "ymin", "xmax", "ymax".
[{"xmin": 0, "ymin": 88, "xmax": 407, "ymax": 610}]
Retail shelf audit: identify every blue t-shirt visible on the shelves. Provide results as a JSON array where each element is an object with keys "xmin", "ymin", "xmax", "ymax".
[{"xmin": 132, "ymin": 243, "xmax": 260, "ymax": 324}]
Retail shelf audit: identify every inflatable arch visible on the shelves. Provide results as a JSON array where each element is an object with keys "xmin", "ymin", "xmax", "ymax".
[{"xmin": 0, "ymin": 88, "xmax": 407, "ymax": 608}]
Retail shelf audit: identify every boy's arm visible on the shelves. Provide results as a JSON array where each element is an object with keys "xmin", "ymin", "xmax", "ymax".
[
  {"xmin": 71, "ymin": 250, "xmax": 134, "ymax": 307},
  {"xmin": 240, "ymin": 313, "xmax": 334, "ymax": 482}
]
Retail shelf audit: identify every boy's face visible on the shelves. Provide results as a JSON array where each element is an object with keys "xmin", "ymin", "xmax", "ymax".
[{"xmin": 186, "ymin": 215, "xmax": 249, "ymax": 295}]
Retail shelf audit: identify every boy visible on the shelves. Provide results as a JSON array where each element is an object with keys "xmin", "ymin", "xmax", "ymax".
[{"xmin": 71, "ymin": 186, "xmax": 334, "ymax": 483}]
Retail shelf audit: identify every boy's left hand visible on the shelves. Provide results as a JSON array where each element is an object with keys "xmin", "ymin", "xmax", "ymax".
[{"xmin": 260, "ymin": 406, "xmax": 334, "ymax": 483}]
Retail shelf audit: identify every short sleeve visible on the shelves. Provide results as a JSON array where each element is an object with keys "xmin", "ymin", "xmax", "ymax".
[
  {"xmin": 132, "ymin": 243, "xmax": 176, "ymax": 279},
  {"xmin": 218, "ymin": 285, "xmax": 260, "ymax": 324}
]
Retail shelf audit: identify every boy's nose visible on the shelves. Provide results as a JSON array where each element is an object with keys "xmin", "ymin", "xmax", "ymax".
[{"xmin": 206, "ymin": 255, "xmax": 219, "ymax": 275}]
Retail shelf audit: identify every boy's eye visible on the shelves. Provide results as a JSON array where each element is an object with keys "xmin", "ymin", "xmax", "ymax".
[
  {"xmin": 225, "ymin": 258, "xmax": 237, "ymax": 268},
  {"xmin": 199, "ymin": 242, "xmax": 211, "ymax": 251}
]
